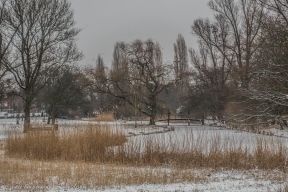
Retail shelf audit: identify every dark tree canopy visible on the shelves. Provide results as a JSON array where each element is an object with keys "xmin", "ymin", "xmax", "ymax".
[{"xmin": 42, "ymin": 65, "xmax": 88, "ymax": 124}]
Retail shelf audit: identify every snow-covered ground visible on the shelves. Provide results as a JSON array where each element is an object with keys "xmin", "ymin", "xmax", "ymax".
[
  {"xmin": 43, "ymin": 170, "xmax": 286, "ymax": 192},
  {"xmin": 1, "ymin": 118, "xmax": 288, "ymax": 191}
]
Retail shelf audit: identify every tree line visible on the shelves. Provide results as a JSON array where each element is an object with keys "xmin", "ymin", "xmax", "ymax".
[{"xmin": 0, "ymin": 0, "xmax": 288, "ymax": 132}]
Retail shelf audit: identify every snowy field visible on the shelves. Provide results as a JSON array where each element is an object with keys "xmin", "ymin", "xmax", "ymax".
[
  {"xmin": 43, "ymin": 170, "xmax": 287, "ymax": 192},
  {"xmin": 1, "ymin": 118, "xmax": 288, "ymax": 191}
]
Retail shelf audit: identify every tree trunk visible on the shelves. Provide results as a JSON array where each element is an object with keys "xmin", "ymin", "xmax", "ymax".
[
  {"xmin": 23, "ymin": 101, "xmax": 31, "ymax": 133},
  {"xmin": 51, "ymin": 103, "xmax": 56, "ymax": 125},
  {"xmin": 47, "ymin": 103, "xmax": 57, "ymax": 126},
  {"xmin": 149, "ymin": 116, "xmax": 156, "ymax": 125},
  {"xmin": 149, "ymin": 94, "xmax": 157, "ymax": 125},
  {"xmin": 52, "ymin": 117, "xmax": 56, "ymax": 125}
]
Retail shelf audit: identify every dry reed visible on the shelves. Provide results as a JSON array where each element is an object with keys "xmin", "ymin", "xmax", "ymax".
[
  {"xmin": 5, "ymin": 124, "xmax": 127, "ymax": 161},
  {"xmin": 94, "ymin": 112, "xmax": 115, "ymax": 122},
  {"xmin": 5, "ymin": 124, "xmax": 288, "ymax": 171},
  {"xmin": 278, "ymin": 185, "xmax": 288, "ymax": 192}
]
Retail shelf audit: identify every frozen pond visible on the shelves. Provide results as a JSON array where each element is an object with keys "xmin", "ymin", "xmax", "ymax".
[{"xmin": 1, "ymin": 118, "xmax": 288, "ymax": 151}]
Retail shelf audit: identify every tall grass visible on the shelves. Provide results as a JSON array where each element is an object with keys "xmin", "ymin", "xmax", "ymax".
[
  {"xmin": 278, "ymin": 185, "xmax": 288, "ymax": 192},
  {"xmin": 6, "ymin": 124, "xmax": 127, "ymax": 161},
  {"xmin": 94, "ymin": 112, "xmax": 115, "ymax": 122},
  {"xmin": 5, "ymin": 124, "xmax": 288, "ymax": 171}
]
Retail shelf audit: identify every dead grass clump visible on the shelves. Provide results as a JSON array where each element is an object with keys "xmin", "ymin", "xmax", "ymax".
[
  {"xmin": 115, "ymin": 131, "xmax": 288, "ymax": 171},
  {"xmin": 94, "ymin": 112, "xmax": 115, "ymax": 122},
  {"xmin": 5, "ymin": 124, "xmax": 127, "ymax": 161},
  {"xmin": 254, "ymin": 138, "xmax": 287, "ymax": 170}
]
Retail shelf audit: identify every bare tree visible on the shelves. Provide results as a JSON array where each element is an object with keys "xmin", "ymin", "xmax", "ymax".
[
  {"xmin": 192, "ymin": 15, "xmax": 234, "ymax": 87},
  {"xmin": 92, "ymin": 39, "xmax": 173, "ymax": 125},
  {"xmin": 0, "ymin": 0, "xmax": 17, "ymax": 101},
  {"xmin": 205, "ymin": 0, "xmax": 267, "ymax": 88},
  {"xmin": 2, "ymin": 0, "xmax": 82, "ymax": 132},
  {"xmin": 188, "ymin": 40, "xmax": 231, "ymax": 119},
  {"xmin": 189, "ymin": 0, "xmax": 267, "ymax": 124},
  {"xmin": 190, "ymin": 13, "xmax": 233, "ymax": 119},
  {"xmin": 0, "ymin": 0, "xmax": 6, "ymax": 100},
  {"xmin": 258, "ymin": 0, "xmax": 288, "ymax": 25}
]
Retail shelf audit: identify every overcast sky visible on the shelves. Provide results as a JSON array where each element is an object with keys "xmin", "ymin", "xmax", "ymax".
[{"xmin": 69, "ymin": 0, "xmax": 212, "ymax": 67}]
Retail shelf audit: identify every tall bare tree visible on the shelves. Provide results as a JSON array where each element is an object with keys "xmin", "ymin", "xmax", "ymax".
[
  {"xmin": 94, "ymin": 54, "xmax": 112, "ymax": 112},
  {"xmin": 2, "ymin": 0, "xmax": 82, "ymax": 132},
  {"xmin": 112, "ymin": 42, "xmax": 128, "ymax": 71},
  {"xmin": 110, "ymin": 43, "xmax": 133, "ymax": 117},
  {"xmin": 174, "ymin": 34, "xmax": 189, "ymax": 85},
  {"xmin": 173, "ymin": 34, "xmax": 190, "ymax": 106}
]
